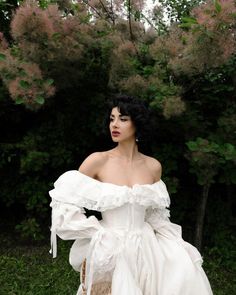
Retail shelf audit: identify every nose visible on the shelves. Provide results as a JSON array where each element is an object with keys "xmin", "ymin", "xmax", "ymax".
[{"xmin": 110, "ymin": 118, "xmax": 119, "ymax": 128}]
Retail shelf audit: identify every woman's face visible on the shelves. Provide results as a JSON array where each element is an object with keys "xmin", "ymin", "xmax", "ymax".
[{"xmin": 109, "ymin": 107, "xmax": 136, "ymax": 143}]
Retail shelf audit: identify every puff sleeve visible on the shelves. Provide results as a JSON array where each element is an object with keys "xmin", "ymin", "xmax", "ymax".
[
  {"xmin": 145, "ymin": 182, "xmax": 203, "ymax": 266},
  {"xmin": 49, "ymin": 171, "xmax": 102, "ymax": 259}
]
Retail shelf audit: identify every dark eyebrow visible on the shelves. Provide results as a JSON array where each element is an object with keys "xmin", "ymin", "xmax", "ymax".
[{"xmin": 110, "ymin": 114, "xmax": 129, "ymax": 117}]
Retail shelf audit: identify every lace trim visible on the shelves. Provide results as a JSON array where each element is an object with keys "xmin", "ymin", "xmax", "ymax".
[
  {"xmin": 49, "ymin": 170, "xmax": 170, "ymax": 211},
  {"xmin": 145, "ymin": 207, "xmax": 170, "ymax": 222}
]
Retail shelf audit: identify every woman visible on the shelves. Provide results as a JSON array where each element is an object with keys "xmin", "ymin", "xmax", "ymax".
[{"xmin": 49, "ymin": 95, "xmax": 213, "ymax": 295}]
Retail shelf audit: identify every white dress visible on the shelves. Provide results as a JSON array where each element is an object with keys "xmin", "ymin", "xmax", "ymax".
[{"xmin": 49, "ymin": 170, "xmax": 213, "ymax": 295}]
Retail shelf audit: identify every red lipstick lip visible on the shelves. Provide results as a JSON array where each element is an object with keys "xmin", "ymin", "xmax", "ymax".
[{"xmin": 112, "ymin": 131, "xmax": 120, "ymax": 135}]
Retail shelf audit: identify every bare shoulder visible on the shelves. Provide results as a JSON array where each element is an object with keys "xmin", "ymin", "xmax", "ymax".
[
  {"xmin": 142, "ymin": 154, "xmax": 162, "ymax": 181},
  {"xmin": 78, "ymin": 151, "xmax": 108, "ymax": 178}
]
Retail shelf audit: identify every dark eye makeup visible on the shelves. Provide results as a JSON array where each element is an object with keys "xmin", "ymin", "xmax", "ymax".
[{"xmin": 109, "ymin": 115, "xmax": 130, "ymax": 121}]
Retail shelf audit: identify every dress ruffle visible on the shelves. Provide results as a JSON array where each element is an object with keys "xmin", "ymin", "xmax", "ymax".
[
  {"xmin": 49, "ymin": 170, "xmax": 213, "ymax": 295},
  {"xmin": 49, "ymin": 170, "xmax": 170, "ymax": 212}
]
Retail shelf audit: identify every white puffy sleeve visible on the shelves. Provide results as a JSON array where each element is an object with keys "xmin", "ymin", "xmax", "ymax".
[
  {"xmin": 145, "ymin": 180, "xmax": 203, "ymax": 266},
  {"xmin": 144, "ymin": 179, "xmax": 171, "ymax": 231},
  {"xmin": 49, "ymin": 171, "xmax": 102, "ymax": 259}
]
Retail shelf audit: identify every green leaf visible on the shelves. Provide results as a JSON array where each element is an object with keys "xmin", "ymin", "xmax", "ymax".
[
  {"xmin": 35, "ymin": 96, "xmax": 45, "ymax": 105},
  {"xmin": 134, "ymin": 10, "xmax": 141, "ymax": 21},
  {"xmin": 19, "ymin": 80, "xmax": 30, "ymax": 89},
  {"xmin": 186, "ymin": 141, "xmax": 197, "ymax": 151},
  {"xmin": 179, "ymin": 16, "xmax": 198, "ymax": 29},
  {"xmin": 214, "ymin": 0, "xmax": 222, "ymax": 13},
  {"xmin": 45, "ymin": 78, "xmax": 54, "ymax": 86},
  {"xmin": 18, "ymin": 69, "xmax": 27, "ymax": 77},
  {"xmin": 38, "ymin": 0, "xmax": 49, "ymax": 9},
  {"xmin": 181, "ymin": 16, "xmax": 198, "ymax": 24},
  {"xmin": 0, "ymin": 53, "xmax": 6, "ymax": 61},
  {"xmin": 10, "ymin": 46, "xmax": 20, "ymax": 57},
  {"xmin": 15, "ymin": 97, "xmax": 24, "ymax": 104},
  {"xmin": 179, "ymin": 23, "xmax": 194, "ymax": 29},
  {"xmin": 52, "ymin": 32, "xmax": 61, "ymax": 40}
]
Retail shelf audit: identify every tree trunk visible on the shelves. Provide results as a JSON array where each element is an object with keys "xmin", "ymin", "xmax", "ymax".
[{"xmin": 194, "ymin": 183, "xmax": 210, "ymax": 251}]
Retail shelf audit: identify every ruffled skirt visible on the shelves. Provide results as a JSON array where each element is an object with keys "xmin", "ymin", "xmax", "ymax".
[{"xmin": 72, "ymin": 222, "xmax": 213, "ymax": 295}]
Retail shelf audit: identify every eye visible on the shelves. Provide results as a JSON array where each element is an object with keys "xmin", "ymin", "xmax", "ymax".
[
  {"xmin": 120, "ymin": 116, "xmax": 130, "ymax": 121},
  {"xmin": 109, "ymin": 117, "xmax": 114, "ymax": 122}
]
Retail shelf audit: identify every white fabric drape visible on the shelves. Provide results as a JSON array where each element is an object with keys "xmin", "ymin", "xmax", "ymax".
[{"xmin": 49, "ymin": 170, "xmax": 213, "ymax": 295}]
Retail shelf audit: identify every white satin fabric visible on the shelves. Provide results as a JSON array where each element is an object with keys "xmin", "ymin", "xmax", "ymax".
[{"xmin": 49, "ymin": 170, "xmax": 213, "ymax": 295}]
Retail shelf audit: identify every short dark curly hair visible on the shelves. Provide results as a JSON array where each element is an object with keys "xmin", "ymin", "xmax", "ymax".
[{"xmin": 105, "ymin": 94, "xmax": 150, "ymax": 143}]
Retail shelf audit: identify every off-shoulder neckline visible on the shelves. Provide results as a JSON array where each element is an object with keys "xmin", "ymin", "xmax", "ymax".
[{"xmin": 76, "ymin": 170, "xmax": 162, "ymax": 189}]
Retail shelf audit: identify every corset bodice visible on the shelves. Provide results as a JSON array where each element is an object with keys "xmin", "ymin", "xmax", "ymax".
[{"xmin": 101, "ymin": 203, "xmax": 146, "ymax": 230}]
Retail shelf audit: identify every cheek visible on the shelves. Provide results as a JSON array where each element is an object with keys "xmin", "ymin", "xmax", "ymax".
[{"xmin": 127, "ymin": 122, "xmax": 136, "ymax": 134}]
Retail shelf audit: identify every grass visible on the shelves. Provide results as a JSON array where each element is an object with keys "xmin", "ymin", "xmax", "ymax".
[
  {"xmin": 0, "ymin": 238, "xmax": 79, "ymax": 295},
  {"xmin": 0, "ymin": 235, "xmax": 235, "ymax": 295},
  {"xmin": 203, "ymin": 248, "xmax": 236, "ymax": 295}
]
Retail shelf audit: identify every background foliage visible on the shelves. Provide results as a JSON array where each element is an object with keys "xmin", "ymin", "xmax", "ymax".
[{"xmin": 0, "ymin": 0, "xmax": 235, "ymax": 293}]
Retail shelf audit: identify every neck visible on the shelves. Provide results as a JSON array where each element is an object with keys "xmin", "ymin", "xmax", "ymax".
[{"xmin": 114, "ymin": 140, "xmax": 139, "ymax": 162}]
